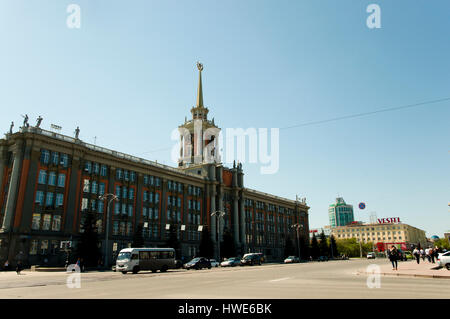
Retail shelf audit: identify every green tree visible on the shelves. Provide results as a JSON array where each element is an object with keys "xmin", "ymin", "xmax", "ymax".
[
  {"xmin": 199, "ymin": 227, "xmax": 214, "ymax": 259},
  {"xmin": 76, "ymin": 211, "xmax": 101, "ymax": 267},
  {"xmin": 284, "ymin": 237, "xmax": 295, "ymax": 258},
  {"xmin": 433, "ymin": 238, "xmax": 450, "ymax": 250},
  {"xmin": 131, "ymin": 223, "xmax": 145, "ymax": 248},
  {"xmin": 318, "ymin": 231, "xmax": 329, "ymax": 256},
  {"xmin": 336, "ymin": 238, "xmax": 360, "ymax": 257},
  {"xmin": 329, "ymin": 235, "xmax": 338, "ymax": 258},
  {"xmin": 310, "ymin": 234, "xmax": 320, "ymax": 259},
  {"xmin": 299, "ymin": 236, "xmax": 309, "ymax": 261},
  {"xmin": 220, "ymin": 229, "xmax": 236, "ymax": 259}
]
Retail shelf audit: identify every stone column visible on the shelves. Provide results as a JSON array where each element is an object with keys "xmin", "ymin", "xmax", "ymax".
[
  {"xmin": 233, "ymin": 191, "xmax": 239, "ymax": 247},
  {"xmin": 2, "ymin": 142, "xmax": 23, "ymax": 231},
  {"xmin": 210, "ymin": 187, "xmax": 216, "ymax": 244},
  {"xmin": 240, "ymin": 193, "xmax": 246, "ymax": 250}
]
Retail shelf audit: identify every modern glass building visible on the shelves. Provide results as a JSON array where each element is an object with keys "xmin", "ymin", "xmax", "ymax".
[{"xmin": 328, "ymin": 197, "xmax": 354, "ymax": 227}]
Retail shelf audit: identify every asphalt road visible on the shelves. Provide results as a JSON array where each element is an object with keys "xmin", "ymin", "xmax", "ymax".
[{"xmin": 0, "ymin": 259, "xmax": 448, "ymax": 299}]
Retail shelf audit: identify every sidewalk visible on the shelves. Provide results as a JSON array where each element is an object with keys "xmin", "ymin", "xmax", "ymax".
[{"xmin": 359, "ymin": 260, "xmax": 450, "ymax": 279}]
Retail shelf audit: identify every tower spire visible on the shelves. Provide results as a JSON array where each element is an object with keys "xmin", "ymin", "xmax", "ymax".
[{"xmin": 196, "ymin": 62, "xmax": 204, "ymax": 108}]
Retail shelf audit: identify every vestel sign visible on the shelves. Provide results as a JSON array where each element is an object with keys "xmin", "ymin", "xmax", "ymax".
[{"xmin": 377, "ymin": 217, "xmax": 401, "ymax": 224}]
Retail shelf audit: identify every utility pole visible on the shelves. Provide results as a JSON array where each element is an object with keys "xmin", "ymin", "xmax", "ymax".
[
  {"xmin": 291, "ymin": 224, "xmax": 303, "ymax": 260},
  {"xmin": 99, "ymin": 193, "xmax": 118, "ymax": 269}
]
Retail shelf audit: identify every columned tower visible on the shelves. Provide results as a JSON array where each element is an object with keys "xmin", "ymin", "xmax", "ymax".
[{"xmin": 178, "ymin": 62, "xmax": 220, "ymax": 167}]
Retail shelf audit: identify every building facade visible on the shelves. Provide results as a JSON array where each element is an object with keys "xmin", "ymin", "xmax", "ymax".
[
  {"xmin": 0, "ymin": 64, "xmax": 309, "ymax": 267},
  {"xmin": 330, "ymin": 221, "xmax": 427, "ymax": 251},
  {"xmin": 328, "ymin": 197, "xmax": 354, "ymax": 227}
]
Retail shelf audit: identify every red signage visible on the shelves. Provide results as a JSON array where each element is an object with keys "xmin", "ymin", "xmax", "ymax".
[
  {"xmin": 309, "ymin": 230, "xmax": 318, "ymax": 233},
  {"xmin": 377, "ymin": 217, "xmax": 401, "ymax": 224}
]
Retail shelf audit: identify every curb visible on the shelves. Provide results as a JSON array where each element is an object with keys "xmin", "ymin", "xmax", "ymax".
[{"xmin": 358, "ymin": 271, "xmax": 450, "ymax": 280}]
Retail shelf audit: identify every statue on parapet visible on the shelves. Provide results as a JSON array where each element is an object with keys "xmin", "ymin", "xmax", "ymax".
[
  {"xmin": 75, "ymin": 126, "xmax": 80, "ymax": 139},
  {"xmin": 22, "ymin": 114, "xmax": 29, "ymax": 128},
  {"xmin": 9, "ymin": 121, "xmax": 14, "ymax": 134},
  {"xmin": 36, "ymin": 116, "xmax": 43, "ymax": 128}
]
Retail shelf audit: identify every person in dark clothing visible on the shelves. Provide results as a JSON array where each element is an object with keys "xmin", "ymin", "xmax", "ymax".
[
  {"xmin": 388, "ymin": 246, "xmax": 398, "ymax": 270},
  {"xmin": 16, "ymin": 261, "xmax": 22, "ymax": 275},
  {"xmin": 413, "ymin": 248, "xmax": 420, "ymax": 264}
]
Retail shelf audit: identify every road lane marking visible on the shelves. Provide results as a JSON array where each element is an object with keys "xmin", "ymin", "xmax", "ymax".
[{"xmin": 269, "ymin": 277, "xmax": 290, "ymax": 282}]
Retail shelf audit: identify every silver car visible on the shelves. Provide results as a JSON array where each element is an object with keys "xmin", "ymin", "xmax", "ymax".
[
  {"xmin": 437, "ymin": 251, "xmax": 450, "ymax": 270},
  {"xmin": 209, "ymin": 259, "xmax": 220, "ymax": 267}
]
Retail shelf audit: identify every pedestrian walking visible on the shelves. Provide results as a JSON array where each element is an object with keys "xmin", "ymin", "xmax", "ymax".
[
  {"xmin": 413, "ymin": 248, "xmax": 420, "ymax": 264},
  {"xmin": 420, "ymin": 248, "xmax": 425, "ymax": 261},
  {"xmin": 429, "ymin": 248, "xmax": 435, "ymax": 263},
  {"xmin": 425, "ymin": 248, "xmax": 431, "ymax": 262},
  {"xmin": 3, "ymin": 260, "xmax": 10, "ymax": 271},
  {"xmin": 388, "ymin": 246, "xmax": 398, "ymax": 270},
  {"xmin": 15, "ymin": 261, "xmax": 22, "ymax": 275}
]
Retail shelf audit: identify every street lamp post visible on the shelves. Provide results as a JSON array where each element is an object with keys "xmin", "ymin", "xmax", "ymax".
[
  {"xmin": 291, "ymin": 223, "xmax": 303, "ymax": 261},
  {"xmin": 211, "ymin": 211, "xmax": 225, "ymax": 261},
  {"xmin": 99, "ymin": 193, "xmax": 118, "ymax": 269}
]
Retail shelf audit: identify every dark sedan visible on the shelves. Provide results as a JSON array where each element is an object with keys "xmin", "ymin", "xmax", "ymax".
[{"xmin": 184, "ymin": 257, "xmax": 211, "ymax": 270}]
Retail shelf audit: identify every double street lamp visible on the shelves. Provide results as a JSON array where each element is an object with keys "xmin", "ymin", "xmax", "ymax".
[
  {"xmin": 291, "ymin": 223, "xmax": 304, "ymax": 261},
  {"xmin": 211, "ymin": 211, "xmax": 225, "ymax": 261},
  {"xmin": 99, "ymin": 193, "xmax": 118, "ymax": 269}
]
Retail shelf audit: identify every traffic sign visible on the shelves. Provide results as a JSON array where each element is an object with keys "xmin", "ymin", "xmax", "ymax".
[{"xmin": 359, "ymin": 202, "xmax": 366, "ymax": 210}]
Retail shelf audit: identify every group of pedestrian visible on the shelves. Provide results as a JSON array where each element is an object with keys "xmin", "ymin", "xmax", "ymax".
[{"xmin": 412, "ymin": 246, "xmax": 442, "ymax": 265}]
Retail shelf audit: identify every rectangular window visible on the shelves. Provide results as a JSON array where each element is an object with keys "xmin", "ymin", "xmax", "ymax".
[
  {"xmin": 35, "ymin": 191, "xmax": 44, "ymax": 205},
  {"xmin": 93, "ymin": 163, "xmax": 100, "ymax": 174},
  {"xmin": 41, "ymin": 150, "xmax": 50, "ymax": 164},
  {"xmin": 100, "ymin": 165, "xmax": 108, "ymax": 177},
  {"xmin": 149, "ymin": 192, "xmax": 153, "ymax": 203},
  {"xmin": 46, "ymin": 192, "xmax": 54, "ymax": 207},
  {"xmin": 48, "ymin": 172, "xmax": 56, "ymax": 186},
  {"xmin": 144, "ymin": 175, "xmax": 149, "ymax": 185},
  {"xmin": 143, "ymin": 191, "xmax": 148, "ymax": 202},
  {"xmin": 51, "ymin": 152, "xmax": 59, "ymax": 165},
  {"xmin": 57, "ymin": 174, "xmax": 66, "ymax": 187},
  {"xmin": 114, "ymin": 203, "xmax": 120, "ymax": 215},
  {"xmin": 130, "ymin": 172, "xmax": 136, "ymax": 182},
  {"xmin": 38, "ymin": 170, "xmax": 47, "ymax": 184},
  {"xmin": 150, "ymin": 176, "xmax": 154, "ymax": 185},
  {"xmin": 115, "ymin": 185, "xmax": 121, "ymax": 197},
  {"xmin": 129, "ymin": 188, "xmax": 134, "ymax": 200},
  {"xmin": 124, "ymin": 170, "xmax": 129, "ymax": 181},
  {"xmin": 83, "ymin": 179, "xmax": 90, "ymax": 192},
  {"xmin": 116, "ymin": 169, "xmax": 123, "ymax": 180},
  {"xmin": 122, "ymin": 187, "xmax": 127, "ymax": 199},
  {"xmin": 81, "ymin": 198, "xmax": 88, "ymax": 211},
  {"xmin": 99, "ymin": 183, "xmax": 105, "ymax": 195},
  {"xmin": 60, "ymin": 154, "xmax": 69, "ymax": 167},
  {"xmin": 143, "ymin": 207, "xmax": 147, "ymax": 217},
  {"xmin": 155, "ymin": 193, "xmax": 159, "ymax": 202},
  {"xmin": 113, "ymin": 221, "xmax": 119, "ymax": 235},
  {"xmin": 29, "ymin": 240, "xmax": 39, "ymax": 255},
  {"xmin": 128, "ymin": 205, "xmax": 133, "ymax": 217},
  {"xmin": 98, "ymin": 201, "xmax": 104, "ymax": 213},
  {"xmin": 122, "ymin": 204, "xmax": 127, "ymax": 215},
  {"xmin": 52, "ymin": 215, "xmax": 61, "ymax": 231},
  {"xmin": 84, "ymin": 161, "xmax": 92, "ymax": 174},
  {"xmin": 42, "ymin": 214, "xmax": 51, "ymax": 230},
  {"xmin": 91, "ymin": 181, "xmax": 98, "ymax": 194},
  {"xmin": 32, "ymin": 214, "xmax": 41, "ymax": 230},
  {"xmin": 55, "ymin": 193, "xmax": 64, "ymax": 207}
]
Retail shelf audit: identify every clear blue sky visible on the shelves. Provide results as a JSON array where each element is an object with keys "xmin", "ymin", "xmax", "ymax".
[{"xmin": 1, "ymin": 1, "xmax": 449, "ymax": 237}]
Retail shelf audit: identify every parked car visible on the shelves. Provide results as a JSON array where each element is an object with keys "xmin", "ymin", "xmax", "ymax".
[
  {"xmin": 284, "ymin": 256, "xmax": 300, "ymax": 263},
  {"xmin": 241, "ymin": 254, "xmax": 262, "ymax": 266},
  {"xmin": 367, "ymin": 252, "xmax": 376, "ymax": 259},
  {"xmin": 209, "ymin": 259, "xmax": 219, "ymax": 267},
  {"xmin": 318, "ymin": 256, "xmax": 328, "ymax": 262},
  {"xmin": 184, "ymin": 257, "xmax": 211, "ymax": 270},
  {"xmin": 220, "ymin": 257, "xmax": 241, "ymax": 267},
  {"xmin": 437, "ymin": 251, "xmax": 450, "ymax": 270},
  {"xmin": 404, "ymin": 251, "xmax": 413, "ymax": 260},
  {"xmin": 242, "ymin": 253, "xmax": 265, "ymax": 263}
]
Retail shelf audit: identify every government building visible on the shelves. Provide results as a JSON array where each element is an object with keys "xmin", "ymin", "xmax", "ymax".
[{"xmin": 0, "ymin": 64, "xmax": 310, "ymax": 267}]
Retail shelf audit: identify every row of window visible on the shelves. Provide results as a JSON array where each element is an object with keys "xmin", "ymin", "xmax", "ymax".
[
  {"xmin": 142, "ymin": 207, "xmax": 159, "ymax": 219},
  {"xmin": 116, "ymin": 169, "xmax": 136, "ymax": 182},
  {"xmin": 84, "ymin": 161, "xmax": 108, "ymax": 176},
  {"xmin": 40, "ymin": 150, "xmax": 69, "ymax": 167},
  {"xmin": 31, "ymin": 213, "xmax": 61, "ymax": 231},
  {"xmin": 83, "ymin": 180, "xmax": 106, "ymax": 195},
  {"xmin": 113, "ymin": 203, "xmax": 134, "ymax": 216},
  {"xmin": 29, "ymin": 239, "xmax": 60, "ymax": 255},
  {"xmin": 188, "ymin": 185, "xmax": 202, "ymax": 196},
  {"xmin": 166, "ymin": 210, "xmax": 181, "ymax": 222},
  {"xmin": 35, "ymin": 191, "xmax": 64, "ymax": 207},
  {"xmin": 81, "ymin": 198, "xmax": 104, "ymax": 213},
  {"xmin": 168, "ymin": 195, "xmax": 181, "ymax": 207},
  {"xmin": 143, "ymin": 175, "xmax": 161, "ymax": 187},
  {"xmin": 143, "ymin": 191, "xmax": 160, "ymax": 203},
  {"xmin": 38, "ymin": 170, "xmax": 66, "ymax": 187},
  {"xmin": 115, "ymin": 185, "xmax": 135, "ymax": 200},
  {"xmin": 168, "ymin": 180, "xmax": 183, "ymax": 192}
]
